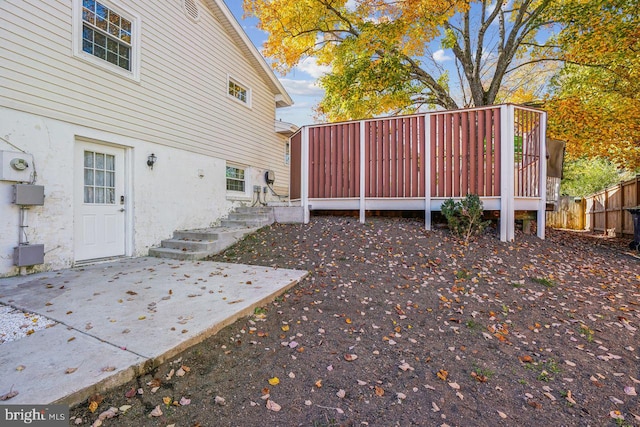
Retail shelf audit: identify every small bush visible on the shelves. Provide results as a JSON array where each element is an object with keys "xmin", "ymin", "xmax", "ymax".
[{"xmin": 441, "ymin": 194, "xmax": 490, "ymax": 243}]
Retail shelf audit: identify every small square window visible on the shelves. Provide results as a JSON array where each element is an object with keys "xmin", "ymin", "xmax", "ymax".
[
  {"xmin": 227, "ymin": 77, "xmax": 251, "ymax": 107},
  {"xmin": 226, "ymin": 166, "xmax": 245, "ymax": 192}
]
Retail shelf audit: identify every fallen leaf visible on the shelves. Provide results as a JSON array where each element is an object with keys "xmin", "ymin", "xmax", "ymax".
[
  {"xmin": 119, "ymin": 405, "xmax": 132, "ymax": 413},
  {"xmin": 397, "ymin": 392, "xmax": 407, "ymax": 400},
  {"xmin": 268, "ymin": 377, "xmax": 280, "ymax": 386},
  {"xmin": 88, "ymin": 401, "xmax": 98, "ymax": 413},
  {"xmin": 65, "ymin": 367, "xmax": 78, "ymax": 374},
  {"xmin": 344, "ymin": 354, "xmax": 358, "ymax": 362},
  {"xmin": 497, "ymin": 411, "xmax": 507, "ymax": 419},
  {"xmin": 147, "ymin": 378, "xmax": 161, "ymax": 388},
  {"xmin": 471, "ymin": 372, "xmax": 487, "ymax": 383},
  {"xmin": 437, "ymin": 369, "xmax": 449, "ymax": 381},
  {"xmin": 97, "ymin": 407, "xmax": 118, "ymax": 420},
  {"xmin": 180, "ymin": 396, "xmax": 191, "ymax": 406},
  {"xmin": 15, "ymin": 365, "xmax": 25, "ymax": 371},
  {"xmin": 449, "ymin": 382, "xmax": 460, "ymax": 390},
  {"xmin": 215, "ymin": 396, "xmax": 226, "ymax": 406},
  {"xmin": 163, "ymin": 396, "xmax": 172, "ymax": 406},
  {"xmin": 266, "ymin": 399, "xmax": 281, "ymax": 412},
  {"xmin": 0, "ymin": 388, "xmax": 19, "ymax": 401},
  {"xmin": 624, "ymin": 386, "xmax": 637, "ymax": 396},
  {"xmin": 336, "ymin": 389, "xmax": 346, "ymax": 398},
  {"xmin": 399, "ymin": 362, "xmax": 414, "ymax": 372},
  {"xmin": 519, "ymin": 355, "xmax": 533, "ymax": 363},
  {"xmin": 166, "ymin": 369, "xmax": 174, "ymax": 380},
  {"xmin": 315, "ymin": 380, "xmax": 323, "ymax": 388},
  {"xmin": 101, "ymin": 366, "xmax": 116, "ymax": 372},
  {"xmin": 374, "ymin": 385, "xmax": 385, "ymax": 396},
  {"xmin": 610, "ymin": 410, "xmax": 624, "ymax": 420},
  {"xmin": 527, "ymin": 400, "xmax": 542, "ymax": 409},
  {"xmin": 149, "ymin": 405, "xmax": 162, "ymax": 417}
]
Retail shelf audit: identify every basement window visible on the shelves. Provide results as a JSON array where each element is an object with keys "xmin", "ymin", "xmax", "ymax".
[{"xmin": 226, "ymin": 166, "xmax": 245, "ymax": 193}]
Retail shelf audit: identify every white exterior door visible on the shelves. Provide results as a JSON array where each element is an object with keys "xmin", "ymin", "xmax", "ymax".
[{"xmin": 74, "ymin": 141, "xmax": 126, "ymax": 261}]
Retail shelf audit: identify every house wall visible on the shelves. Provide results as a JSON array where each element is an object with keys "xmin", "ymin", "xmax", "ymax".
[{"xmin": 0, "ymin": 0, "xmax": 291, "ymax": 275}]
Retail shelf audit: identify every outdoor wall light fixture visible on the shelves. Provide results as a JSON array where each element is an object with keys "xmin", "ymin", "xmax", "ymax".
[{"xmin": 147, "ymin": 153, "xmax": 157, "ymax": 170}]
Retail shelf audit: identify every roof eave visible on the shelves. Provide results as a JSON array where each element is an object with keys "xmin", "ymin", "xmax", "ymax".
[{"xmin": 203, "ymin": 0, "xmax": 294, "ymax": 107}]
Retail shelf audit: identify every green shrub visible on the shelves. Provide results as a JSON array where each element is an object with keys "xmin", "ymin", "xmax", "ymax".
[{"xmin": 441, "ymin": 194, "xmax": 490, "ymax": 243}]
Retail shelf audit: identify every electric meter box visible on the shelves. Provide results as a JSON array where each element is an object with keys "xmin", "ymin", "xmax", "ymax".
[
  {"xmin": 13, "ymin": 184, "xmax": 45, "ymax": 205},
  {"xmin": 0, "ymin": 150, "xmax": 34, "ymax": 182},
  {"xmin": 14, "ymin": 244, "xmax": 45, "ymax": 267}
]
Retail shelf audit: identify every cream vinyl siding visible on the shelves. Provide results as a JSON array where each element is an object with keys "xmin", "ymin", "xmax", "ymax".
[{"xmin": 0, "ymin": 0, "xmax": 287, "ymax": 177}]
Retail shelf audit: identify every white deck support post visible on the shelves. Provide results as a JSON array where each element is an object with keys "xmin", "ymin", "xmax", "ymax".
[
  {"xmin": 500, "ymin": 105, "xmax": 515, "ymax": 242},
  {"xmin": 537, "ymin": 110, "xmax": 547, "ymax": 239},
  {"xmin": 301, "ymin": 126, "xmax": 310, "ymax": 224},
  {"xmin": 359, "ymin": 121, "xmax": 366, "ymax": 224},
  {"xmin": 424, "ymin": 114, "xmax": 432, "ymax": 230}
]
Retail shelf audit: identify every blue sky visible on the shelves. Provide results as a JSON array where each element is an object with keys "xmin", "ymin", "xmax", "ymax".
[{"xmin": 226, "ymin": 1, "xmax": 323, "ymax": 126}]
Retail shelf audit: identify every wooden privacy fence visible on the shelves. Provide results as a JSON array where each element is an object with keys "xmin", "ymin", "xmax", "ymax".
[
  {"xmin": 289, "ymin": 104, "xmax": 547, "ymax": 242},
  {"xmin": 586, "ymin": 175, "xmax": 639, "ymax": 236},
  {"xmin": 546, "ymin": 175, "xmax": 640, "ymax": 237}
]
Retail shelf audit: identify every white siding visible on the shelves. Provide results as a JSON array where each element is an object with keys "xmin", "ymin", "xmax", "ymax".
[{"xmin": 0, "ymin": 0, "xmax": 288, "ymax": 180}]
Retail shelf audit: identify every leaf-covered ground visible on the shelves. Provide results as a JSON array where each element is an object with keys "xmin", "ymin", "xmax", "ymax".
[{"xmin": 70, "ymin": 216, "xmax": 640, "ymax": 427}]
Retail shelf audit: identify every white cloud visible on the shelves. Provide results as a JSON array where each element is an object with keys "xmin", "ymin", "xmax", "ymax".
[
  {"xmin": 433, "ymin": 49, "xmax": 453, "ymax": 62},
  {"xmin": 295, "ymin": 57, "xmax": 331, "ymax": 79},
  {"xmin": 280, "ymin": 78, "xmax": 325, "ymax": 97}
]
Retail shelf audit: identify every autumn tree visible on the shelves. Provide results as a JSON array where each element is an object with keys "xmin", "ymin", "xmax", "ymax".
[
  {"xmin": 244, "ymin": 0, "xmax": 557, "ymax": 121},
  {"xmin": 544, "ymin": 0, "xmax": 640, "ymax": 169}
]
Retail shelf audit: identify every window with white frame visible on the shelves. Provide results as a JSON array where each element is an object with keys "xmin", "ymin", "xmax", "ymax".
[
  {"xmin": 74, "ymin": 0, "xmax": 139, "ymax": 78},
  {"xmin": 226, "ymin": 166, "xmax": 245, "ymax": 192},
  {"xmin": 228, "ymin": 77, "xmax": 251, "ymax": 106},
  {"xmin": 284, "ymin": 141, "xmax": 290, "ymax": 166}
]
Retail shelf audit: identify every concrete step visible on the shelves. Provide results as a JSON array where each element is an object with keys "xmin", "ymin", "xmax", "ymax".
[
  {"xmin": 227, "ymin": 212, "xmax": 271, "ymax": 222},
  {"xmin": 148, "ymin": 208, "xmax": 271, "ymax": 261},
  {"xmin": 220, "ymin": 219, "xmax": 271, "ymax": 228},
  {"xmin": 159, "ymin": 239, "xmax": 221, "ymax": 252},
  {"xmin": 235, "ymin": 206, "xmax": 274, "ymax": 214},
  {"xmin": 148, "ymin": 247, "xmax": 213, "ymax": 261}
]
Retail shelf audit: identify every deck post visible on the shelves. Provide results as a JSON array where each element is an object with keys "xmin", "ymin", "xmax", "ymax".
[
  {"xmin": 424, "ymin": 114, "xmax": 432, "ymax": 230},
  {"xmin": 500, "ymin": 105, "xmax": 515, "ymax": 241},
  {"xmin": 359, "ymin": 121, "xmax": 366, "ymax": 223},
  {"xmin": 537, "ymin": 111, "xmax": 547, "ymax": 239},
  {"xmin": 302, "ymin": 126, "xmax": 310, "ymax": 224}
]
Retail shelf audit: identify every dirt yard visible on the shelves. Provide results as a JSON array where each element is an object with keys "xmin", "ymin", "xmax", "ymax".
[{"xmin": 70, "ymin": 215, "xmax": 639, "ymax": 427}]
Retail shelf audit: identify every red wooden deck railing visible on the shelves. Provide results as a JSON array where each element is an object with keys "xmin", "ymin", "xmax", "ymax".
[{"xmin": 289, "ymin": 104, "xmax": 547, "ymax": 242}]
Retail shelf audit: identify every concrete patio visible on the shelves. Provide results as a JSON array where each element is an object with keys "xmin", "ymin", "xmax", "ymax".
[{"xmin": 0, "ymin": 257, "xmax": 307, "ymax": 406}]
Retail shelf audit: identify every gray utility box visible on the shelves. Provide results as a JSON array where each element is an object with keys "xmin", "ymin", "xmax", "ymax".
[
  {"xmin": 14, "ymin": 244, "xmax": 45, "ymax": 267},
  {"xmin": 13, "ymin": 184, "xmax": 45, "ymax": 205}
]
